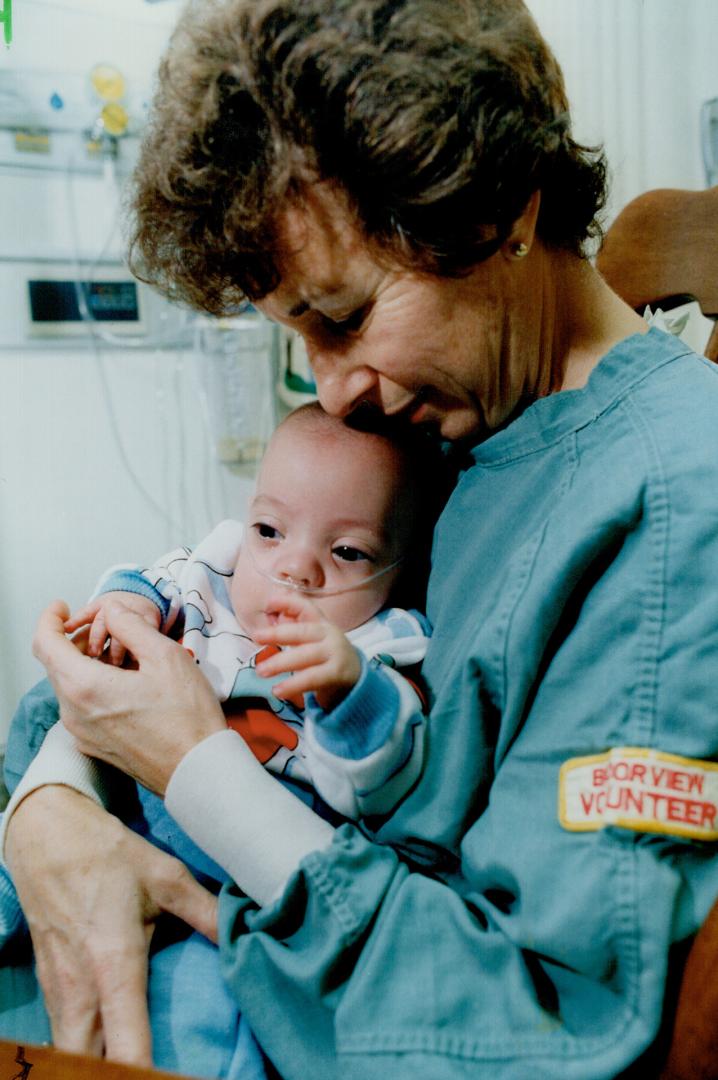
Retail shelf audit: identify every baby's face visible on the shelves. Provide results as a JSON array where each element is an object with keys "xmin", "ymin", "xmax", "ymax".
[{"xmin": 230, "ymin": 420, "xmax": 411, "ymax": 636}]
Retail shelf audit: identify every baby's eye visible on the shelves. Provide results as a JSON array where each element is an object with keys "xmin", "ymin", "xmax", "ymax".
[
  {"xmin": 253, "ymin": 522, "xmax": 281, "ymax": 541},
  {"xmin": 333, "ymin": 545, "xmax": 372, "ymax": 563}
]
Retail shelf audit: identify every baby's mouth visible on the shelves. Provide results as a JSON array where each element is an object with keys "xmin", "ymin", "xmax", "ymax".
[{"xmin": 264, "ymin": 603, "xmax": 300, "ymax": 625}]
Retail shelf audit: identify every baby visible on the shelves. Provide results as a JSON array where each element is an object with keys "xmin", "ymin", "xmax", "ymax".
[
  {"xmin": 0, "ymin": 402, "xmax": 444, "ymax": 1076},
  {"xmin": 64, "ymin": 401, "xmax": 441, "ymax": 822}
]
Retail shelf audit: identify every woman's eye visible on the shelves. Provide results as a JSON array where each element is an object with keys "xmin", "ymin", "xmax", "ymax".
[
  {"xmin": 333, "ymin": 545, "xmax": 371, "ymax": 563},
  {"xmin": 253, "ymin": 522, "xmax": 280, "ymax": 541},
  {"xmin": 321, "ymin": 306, "xmax": 367, "ymax": 336}
]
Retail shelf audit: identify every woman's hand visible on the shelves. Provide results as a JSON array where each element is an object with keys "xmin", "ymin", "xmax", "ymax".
[
  {"xmin": 4, "ymin": 785, "xmax": 218, "ymax": 1065},
  {"xmin": 64, "ymin": 592, "xmax": 163, "ymax": 667},
  {"xmin": 32, "ymin": 599, "xmax": 227, "ymax": 795}
]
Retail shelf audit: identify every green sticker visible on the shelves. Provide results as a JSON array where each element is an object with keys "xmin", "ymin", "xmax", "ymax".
[{"xmin": 1, "ymin": 0, "xmax": 12, "ymax": 46}]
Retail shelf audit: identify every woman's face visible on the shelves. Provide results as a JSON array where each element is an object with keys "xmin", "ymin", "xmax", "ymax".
[{"xmin": 257, "ymin": 185, "xmax": 534, "ymax": 444}]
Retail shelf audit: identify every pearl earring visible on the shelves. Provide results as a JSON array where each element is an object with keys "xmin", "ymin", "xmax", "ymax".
[{"xmin": 513, "ymin": 242, "xmax": 529, "ymax": 258}]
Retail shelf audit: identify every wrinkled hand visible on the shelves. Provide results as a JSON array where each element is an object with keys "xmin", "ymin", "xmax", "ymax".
[
  {"xmin": 33, "ymin": 600, "xmax": 226, "ymax": 795},
  {"xmin": 253, "ymin": 594, "xmax": 361, "ymax": 710},
  {"xmin": 64, "ymin": 592, "xmax": 162, "ymax": 667},
  {"xmin": 4, "ymin": 785, "xmax": 218, "ymax": 1065}
]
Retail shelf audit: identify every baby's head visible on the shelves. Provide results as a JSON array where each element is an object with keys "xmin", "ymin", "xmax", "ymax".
[{"xmin": 231, "ymin": 402, "xmax": 443, "ymax": 635}]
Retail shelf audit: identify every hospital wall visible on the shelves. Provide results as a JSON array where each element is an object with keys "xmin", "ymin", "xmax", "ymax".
[
  {"xmin": 0, "ymin": 1, "xmax": 261, "ymax": 738},
  {"xmin": 0, "ymin": 0, "xmax": 717, "ymax": 744},
  {"xmin": 529, "ymin": 0, "xmax": 718, "ymax": 216}
]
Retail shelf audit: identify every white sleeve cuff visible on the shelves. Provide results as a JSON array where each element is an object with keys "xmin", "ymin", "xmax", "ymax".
[
  {"xmin": 0, "ymin": 723, "xmax": 110, "ymax": 865},
  {"xmin": 165, "ymin": 729, "xmax": 335, "ymax": 907}
]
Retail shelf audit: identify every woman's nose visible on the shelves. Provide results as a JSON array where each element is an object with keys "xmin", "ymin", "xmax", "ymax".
[{"xmin": 307, "ymin": 345, "xmax": 377, "ymax": 419}]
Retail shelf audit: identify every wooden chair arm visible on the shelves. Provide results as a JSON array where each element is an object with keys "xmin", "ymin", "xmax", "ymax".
[{"xmin": 660, "ymin": 898, "xmax": 718, "ymax": 1079}]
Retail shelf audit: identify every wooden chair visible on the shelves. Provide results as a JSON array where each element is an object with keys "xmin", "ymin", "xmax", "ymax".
[
  {"xmin": 597, "ymin": 187, "xmax": 718, "ymax": 1078},
  {"xmin": 660, "ymin": 902, "xmax": 718, "ymax": 1079},
  {"xmin": 596, "ymin": 185, "xmax": 718, "ymax": 362}
]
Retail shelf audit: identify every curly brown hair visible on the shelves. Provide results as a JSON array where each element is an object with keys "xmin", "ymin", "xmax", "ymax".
[{"xmin": 129, "ymin": 0, "xmax": 607, "ymax": 315}]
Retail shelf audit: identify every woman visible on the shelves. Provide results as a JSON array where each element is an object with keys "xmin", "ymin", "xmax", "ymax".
[{"xmin": 4, "ymin": 0, "xmax": 718, "ymax": 1076}]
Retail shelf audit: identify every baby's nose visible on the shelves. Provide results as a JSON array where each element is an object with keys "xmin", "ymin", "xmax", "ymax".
[{"xmin": 277, "ymin": 550, "xmax": 324, "ymax": 589}]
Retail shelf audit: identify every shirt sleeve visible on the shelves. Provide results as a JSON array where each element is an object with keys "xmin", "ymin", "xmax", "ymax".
[
  {"xmin": 96, "ymin": 569, "xmax": 173, "ymax": 626},
  {"xmin": 0, "ymin": 723, "xmax": 112, "ymax": 864},
  {"xmin": 93, "ymin": 545, "xmax": 191, "ymax": 633},
  {"xmin": 301, "ymin": 656, "xmax": 425, "ymax": 819},
  {"xmin": 165, "ymin": 729, "xmax": 334, "ymax": 907}
]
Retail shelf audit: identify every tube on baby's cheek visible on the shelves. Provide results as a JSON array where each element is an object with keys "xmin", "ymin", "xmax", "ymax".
[{"xmin": 246, "ymin": 545, "xmax": 405, "ymax": 597}]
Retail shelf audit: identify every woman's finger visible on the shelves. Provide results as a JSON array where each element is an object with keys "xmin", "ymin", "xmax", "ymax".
[
  {"xmin": 149, "ymin": 854, "xmax": 219, "ymax": 944},
  {"xmin": 33, "ymin": 600, "xmax": 96, "ymax": 685},
  {"xmin": 100, "ymin": 601, "xmax": 177, "ymax": 669},
  {"xmin": 97, "ymin": 849, "xmax": 217, "ymax": 1063},
  {"xmin": 34, "ymin": 945, "xmax": 103, "ymax": 1057},
  {"xmin": 95, "ymin": 930, "xmax": 153, "ymax": 1065}
]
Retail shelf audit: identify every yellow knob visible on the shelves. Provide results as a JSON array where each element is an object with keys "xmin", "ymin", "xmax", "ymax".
[
  {"xmin": 90, "ymin": 63, "xmax": 126, "ymax": 103},
  {"xmin": 100, "ymin": 102, "xmax": 129, "ymax": 137}
]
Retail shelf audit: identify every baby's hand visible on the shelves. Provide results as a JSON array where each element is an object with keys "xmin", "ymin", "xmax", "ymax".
[
  {"xmin": 64, "ymin": 593, "xmax": 162, "ymax": 666},
  {"xmin": 253, "ymin": 594, "xmax": 361, "ymax": 711}
]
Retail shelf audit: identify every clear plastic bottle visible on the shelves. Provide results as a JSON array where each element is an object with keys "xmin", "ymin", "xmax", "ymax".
[{"xmin": 199, "ymin": 311, "xmax": 277, "ymax": 469}]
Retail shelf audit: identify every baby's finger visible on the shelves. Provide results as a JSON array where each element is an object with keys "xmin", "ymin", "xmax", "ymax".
[
  {"xmin": 267, "ymin": 592, "xmax": 324, "ymax": 623},
  {"xmin": 254, "ymin": 621, "xmax": 325, "ymax": 650},
  {"xmin": 257, "ymin": 642, "xmax": 327, "ymax": 679},
  {"xmin": 271, "ymin": 659, "xmax": 339, "ymax": 700},
  {"xmin": 271, "ymin": 670, "xmax": 319, "ymax": 700},
  {"xmin": 64, "ymin": 601, "xmax": 101, "ymax": 633},
  {"xmin": 108, "ymin": 636, "xmax": 128, "ymax": 667},
  {"xmin": 88, "ymin": 612, "xmax": 109, "ymax": 658},
  {"xmin": 68, "ymin": 625, "xmax": 92, "ymax": 655}
]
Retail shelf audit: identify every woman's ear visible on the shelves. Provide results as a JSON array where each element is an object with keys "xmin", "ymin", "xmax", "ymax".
[{"xmin": 503, "ymin": 190, "xmax": 541, "ymax": 260}]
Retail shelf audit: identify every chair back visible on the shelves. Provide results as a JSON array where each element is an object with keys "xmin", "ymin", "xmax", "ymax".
[{"xmin": 596, "ymin": 186, "xmax": 718, "ymax": 361}]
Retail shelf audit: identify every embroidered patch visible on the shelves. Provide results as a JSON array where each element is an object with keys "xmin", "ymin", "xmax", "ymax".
[{"xmin": 559, "ymin": 747, "xmax": 718, "ymax": 840}]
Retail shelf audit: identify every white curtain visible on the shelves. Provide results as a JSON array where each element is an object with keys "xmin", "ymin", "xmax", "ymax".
[{"xmin": 526, "ymin": 0, "xmax": 718, "ymax": 220}]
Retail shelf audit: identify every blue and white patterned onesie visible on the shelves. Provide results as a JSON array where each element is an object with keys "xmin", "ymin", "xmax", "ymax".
[{"xmin": 96, "ymin": 519, "xmax": 431, "ymax": 821}]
